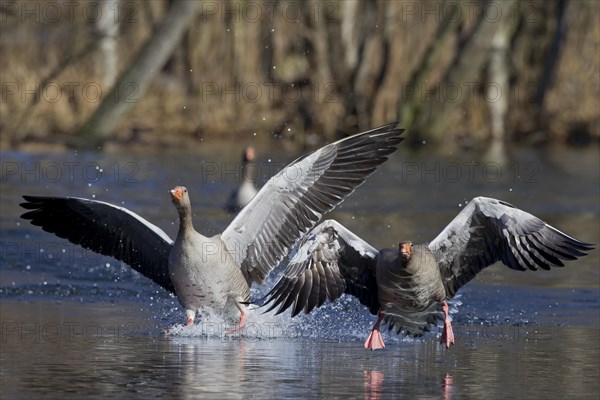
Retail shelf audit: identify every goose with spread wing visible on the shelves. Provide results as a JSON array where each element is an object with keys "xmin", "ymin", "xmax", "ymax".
[
  {"xmin": 225, "ymin": 146, "xmax": 259, "ymax": 213},
  {"xmin": 20, "ymin": 123, "xmax": 404, "ymax": 332},
  {"xmin": 263, "ymin": 197, "xmax": 592, "ymax": 349}
]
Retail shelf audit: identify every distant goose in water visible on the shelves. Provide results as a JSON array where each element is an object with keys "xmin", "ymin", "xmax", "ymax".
[
  {"xmin": 225, "ymin": 147, "xmax": 259, "ymax": 213},
  {"xmin": 263, "ymin": 197, "xmax": 592, "ymax": 350},
  {"xmin": 20, "ymin": 123, "xmax": 405, "ymax": 332}
]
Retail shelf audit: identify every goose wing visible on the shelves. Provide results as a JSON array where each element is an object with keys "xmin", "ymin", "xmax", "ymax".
[
  {"xmin": 428, "ymin": 196, "xmax": 593, "ymax": 297},
  {"xmin": 221, "ymin": 123, "xmax": 404, "ymax": 284},
  {"xmin": 263, "ymin": 219, "xmax": 380, "ymax": 316},
  {"xmin": 20, "ymin": 196, "xmax": 175, "ymax": 293}
]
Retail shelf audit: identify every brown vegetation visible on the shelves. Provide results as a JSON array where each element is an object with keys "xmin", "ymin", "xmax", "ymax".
[{"xmin": 0, "ymin": 0, "xmax": 598, "ymax": 150}]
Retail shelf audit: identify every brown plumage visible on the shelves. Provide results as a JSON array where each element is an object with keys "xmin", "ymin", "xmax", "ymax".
[
  {"xmin": 20, "ymin": 123, "xmax": 405, "ymax": 331},
  {"xmin": 263, "ymin": 197, "xmax": 593, "ymax": 350}
]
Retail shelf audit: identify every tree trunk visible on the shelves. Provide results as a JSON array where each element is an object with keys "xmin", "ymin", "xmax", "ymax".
[
  {"xmin": 95, "ymin": 0, "xmax": 119, "ymax": 87},
  {"xmin": 397, "ymin": 2, "xmax": 463, "ymax": 133},
  {"xmin": 353, "ymin": 1, "xmax": 384, "ymax": 131},
  {"xmin": 307, "ymin": 4, "xmax": 345, "ymax": 140},
  {"xmin": 371, "ymin": 1, "xmax": 405, "ymax": 128},
  {"xmin": 77, "ymin": 0, "xmax": 202, "ymax": 147},
  {"xmin": 535, "ymin": 0, "xmax": 567, "ymax": 122},
  {"xmin": 341, "ymin": 0, "xmax": 361, "ymax": 70},
  {"xmin": 411, "ymin": 0, "xmax": 517, "ymax": 142},
  {"xmin": 488, "ymin": 13, "xmax": 515, "ymax": 143}
]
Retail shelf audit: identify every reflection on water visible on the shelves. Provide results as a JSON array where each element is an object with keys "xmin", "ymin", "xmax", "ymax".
[
  {"xmin": 1, "ymin": 300, "xmax": 598, "ymax": 399},
  {"xmin": 1, "ymin": 144, "xmax": 599, "ymax": 399}
]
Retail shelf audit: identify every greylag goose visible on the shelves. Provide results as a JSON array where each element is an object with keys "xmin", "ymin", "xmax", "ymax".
[
  {"xmin": 225, "ymin": 147, "xmax": 259, "ymax": 213},
  {"xmin": 20, "ymin": 123, "xmax": 405, "ymax": 331},
  {"xmin": 263, "ymin": 197, "xmax": 592, "ymax": 349}
]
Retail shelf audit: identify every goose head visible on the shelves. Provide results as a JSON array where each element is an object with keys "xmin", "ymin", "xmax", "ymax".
[
  {"xmin": 399, "ymin": 241, "xmax": 412, "ymax": 260},
  {"xmin": 170, "ymin": 186, "xmax": 191, "ymax": 211}
]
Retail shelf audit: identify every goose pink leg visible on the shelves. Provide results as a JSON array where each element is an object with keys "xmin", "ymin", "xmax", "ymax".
[
  {"xmin": 364, "ymin": 311, "xmax": 386, "ymax": 350},
  {"xmin": 164, "ymin": 310, "xmax": 195, "ymax": 333},
  {"xmin": 225, "ymin": 309, "xmax": 247, "ymax": 334},
  {"xmin": 440, "ymin": 301, "xmax": 455, "ymax": 348},
  {"xmin": 443, "ymin": 373, "xmax": 454, "ymax": 400},
  {"xmin": 185, "ymin": 309, "xmax": 196, "ymax": 326}
]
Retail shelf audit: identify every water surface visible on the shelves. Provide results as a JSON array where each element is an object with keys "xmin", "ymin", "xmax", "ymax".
[{"xmin": 1, "ymin": 143, "xmax": 598, "ymax": 399}]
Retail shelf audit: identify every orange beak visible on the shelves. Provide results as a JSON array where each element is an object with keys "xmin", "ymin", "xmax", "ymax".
[
  {"xmin": 400, "ymin": 242, "xmax": 412, "ymax": 259},
  {"xmin": 170, "ymin": 187, "xmax": 183, "ymax": 201}
]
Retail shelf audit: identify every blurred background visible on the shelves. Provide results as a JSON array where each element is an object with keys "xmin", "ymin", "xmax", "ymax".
[
  {"xmin": 0, "ymin": 0, "xmax": 598, "ymax": 150},
  {"xmin": 1, "ymin": 1, "xmax": 599, "ymax": 398}
]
